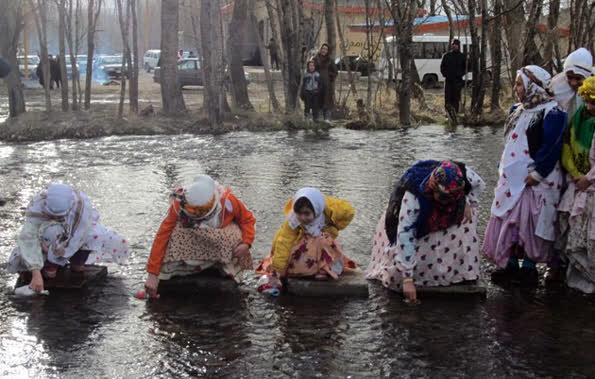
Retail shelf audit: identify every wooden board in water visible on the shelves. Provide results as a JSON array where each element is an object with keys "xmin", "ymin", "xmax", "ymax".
[
  {"xmin": 16, "ymin": 265, "xmax": 108, "ymax": 289},
  {"xmin": 287, "ymin": 269, "xmax": 369, "ymax": 297}
]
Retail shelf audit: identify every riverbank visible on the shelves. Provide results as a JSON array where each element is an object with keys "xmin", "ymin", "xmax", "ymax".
[{"xmin": 0, "ymin": 70, "xmax": 511, "ymax": 142}]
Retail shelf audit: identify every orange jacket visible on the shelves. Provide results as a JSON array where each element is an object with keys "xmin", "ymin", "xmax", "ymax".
[{"xmin": 146, "ymin": 188, "xmax": 256, "ymax": 275}]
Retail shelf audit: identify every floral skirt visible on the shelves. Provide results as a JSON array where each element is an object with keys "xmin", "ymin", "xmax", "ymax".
[
  {"xmin": 366, "ymin": 214, "xmax": 480, "ymax": 292},
  {"xmin": 256, "ymin": 232, "xmax": 357, "ymax": 279},
  {"xmin": 159, "ymin": 222, "xmax": 253, "ymax": 281}
]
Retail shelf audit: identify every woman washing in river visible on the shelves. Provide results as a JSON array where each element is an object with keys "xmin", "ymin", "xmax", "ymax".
[
  {"xmin": 366, "ymin": 161, "xmax": 485, "ymax": 302},
  {"xmin": 256, "ymin": 187, "xmax": 357, "ymax": 281},
  {"xmin": 6, "ymin": 183, "xmax": 129, "ymax": 293},
  {"xmin": 144, "ymin": 175, "xmax": 256, "ymax": 297}
]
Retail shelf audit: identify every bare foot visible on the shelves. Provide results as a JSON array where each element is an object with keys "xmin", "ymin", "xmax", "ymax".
[
  {"xmin": 314, "ymin": 273, "xmax": 329, "ymax": 281},
  {"xmin": 43, "ymin": 267, "xmax": 57, "ymax": 279}
]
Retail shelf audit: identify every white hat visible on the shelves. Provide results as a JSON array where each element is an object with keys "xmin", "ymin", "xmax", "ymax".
[
  {"xmin": 186, "ymin": 175, "xmax": 216, "ymax": 206},
  {"xmin": 564, "ymin": 48, "xmax": 593, "ymax": 79}
]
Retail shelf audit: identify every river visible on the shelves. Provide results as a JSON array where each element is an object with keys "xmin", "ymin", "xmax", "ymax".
[{"xmin": 1, "ymin": 127, "xmax": 594, "ymax": 378}]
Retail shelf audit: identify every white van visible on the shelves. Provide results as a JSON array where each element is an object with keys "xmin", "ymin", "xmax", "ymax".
[
  {"xmin": 143, "ymin": 49, "xmax": 161, "ymax": 72},
  {"xmin": 378, "ymin": 35, "xmax": 489, "ymax": 88}
]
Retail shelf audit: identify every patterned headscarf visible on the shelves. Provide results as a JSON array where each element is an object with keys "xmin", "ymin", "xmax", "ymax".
[
  {"xmin": 420, "ymin": 161, "xmax": 466, "ymax": 234},
  {"xmin": 518, "ymin": 65, "xmax": 554, "ymax": 109}
]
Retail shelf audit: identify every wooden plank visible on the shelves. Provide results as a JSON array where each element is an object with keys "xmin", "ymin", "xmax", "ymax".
[
  {"xmin": 16, "ymin": 265, "xmax": 108, "ymax": 289},
  {"xmin": 158, "ymin": 270, "xmax": 239, "ymax": 294},
  {"xmin": 287, "ymin": 269, "xmax": 369, "ymax": 297}
]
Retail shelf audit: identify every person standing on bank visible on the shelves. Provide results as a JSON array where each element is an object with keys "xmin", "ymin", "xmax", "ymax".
[
  {"xmin": 265, "ymin": 38, "xmax": 280, "ymax": 70},
  {"xmin": 301, "ymin": 60, "xmax": 323, "ymax": 121},
  {"xmin": 313, "ymin": 43, "xmax": 338, "ymax": 122},
  {"xmin": 440, "ymin": 39, "xmax": 467, "ymax": 120}
]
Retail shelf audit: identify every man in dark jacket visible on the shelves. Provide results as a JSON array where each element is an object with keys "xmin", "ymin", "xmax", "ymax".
[
  {"xmin": 440, "ymin": 39, "xmax": 466, "ymax": 116},
  {"xmin": 0, "ymin": 57, "xmax": 10, "ymax": 78},
  {"xmin": 265, "ymin": 38, "xmax": 279, "ymax": 70},
  {"xmin": 313, "ymin": 43, "xmax": 338, "ymax": 122}
]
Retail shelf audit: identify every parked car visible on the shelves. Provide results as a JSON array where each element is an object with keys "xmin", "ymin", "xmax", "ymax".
[
  {"xmin": 143, "ymin": 49, "xmax": 160, "ymax": 72},
  {"xmin": 93, "ymin": 55, "xmax": 131, "ymax": 82},
  {"xmin": 334, "ymin": 55, "xmax": 376, "ymax": 77},
  {"xmin": 153, "ymin": 58, "xmax": 251, "ymax": 89},
  {"xmin": 17, "ymin": 56, "xmax": 40, "ymax": 80}
]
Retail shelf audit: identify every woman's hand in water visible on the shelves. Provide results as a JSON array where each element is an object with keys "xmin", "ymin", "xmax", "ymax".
[
  {"xmin": 30, "ymin": 269, "xmax": 44, "ymax": 293},
  {"xmin": 462, "ymin": 202, "xmax": 473, "ymax": 224},
  {"xmin": 402, "ymin": 278, "xmax": 417, "ymax": 303},
  {"xmin": 145, "ymin": 273, "xmax": 160, "ymax": 298}
]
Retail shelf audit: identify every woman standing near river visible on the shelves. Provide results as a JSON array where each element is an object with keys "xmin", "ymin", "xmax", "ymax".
[{"xmin": 483, "ymin": 65, "xmax": 567, "ymax": 287}]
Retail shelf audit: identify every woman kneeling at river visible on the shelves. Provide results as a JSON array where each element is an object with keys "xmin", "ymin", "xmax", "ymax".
[
  {"xmin": 6, "ymin": 183, "xmax": 129, "ymax": 292},
  {"xmin": 144, "ymin": 175, "xmax": 256, "ymax": 297},
  {"xmin": 366, "ymin": 161, "xmax": 485, "ymax": 302},
  {"xmin": 557, "ymin": 77, "xmax": 595, "ymax": 293},
  {"xmin": 256, "ymin": 187, "xmax": 357, "ymax": 280}
]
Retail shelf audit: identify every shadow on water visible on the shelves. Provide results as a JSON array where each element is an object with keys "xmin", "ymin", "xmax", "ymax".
[{"xmin": 0, "ymin": 128, "xmax": 594, "ymax": 377}]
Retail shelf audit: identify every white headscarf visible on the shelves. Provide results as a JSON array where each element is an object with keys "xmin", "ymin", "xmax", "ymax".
[
  {"xmin": 40, "ymin": 222, "xmax": 65, "ymax": 248},
  {"xmin": 44, "ymin": 183, "xmax": 74, "ymax": 216},
  {"xmin": 564, "ymin": 48, "xmax": 593, "ymax": 79},
  {"xmin": 287, "ymin": 187, "xmax": 327, "ymax": 237}
]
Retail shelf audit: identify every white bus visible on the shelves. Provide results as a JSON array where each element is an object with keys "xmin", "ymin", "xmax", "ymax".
[{"xmin": 378, "ymin": 35, "xmax": 487, "ymax": 88}]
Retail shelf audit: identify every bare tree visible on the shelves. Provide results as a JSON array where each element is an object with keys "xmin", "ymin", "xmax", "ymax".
[
  {"xmin": 502, "ymin": 0, "xmax": 524, "ymax": 75},
  {"xmin": 249, "ymin": 5, "xmax": 281, "ymax": 113},
  {"xmin": 28, "ymin": 0, "xmax": 52, "ymax": 112},
  {"xmin": 387, "ymin": 0, "xmax": 417, "ymax": 125},
  {"xmin": 324, "ymin": 0, "xmax": 337, "ymax": 59},
  {"xmin": 0, "ymin": 0, "xmax": 26, "ymax": 117},
  {"xmin": 129, "ymin": 0, "xmax": 139, "ymax": 113},
  {"xmin": 228, "ymin": 0, "xmax": 253, "ymax": 110},
  {"xmin": 115, "ymin": 0, "xmax": 130, "ymax": 119},
  {"xmin": 568, "ymin": 0, "xmax": 594, "ymax": 54},
  {"xmin": 276, "ymin": 0, "xmax": 305, "ymax": 112},
  {"xmin": 65, "ymin": 0, "xmax": 82, "ymax": 110},
  {"xmin": 489, "ymin": 0, "xmax": 503, "ymax": 111},
  {"xmin": 335, "ymin": 0, "xmax": 358, "ymax": 108},
  {"xmin": 84, "ymin": 0, "xmax": 103, "ymax": 110},
  {"xmin": 200, "ymin": 0, "xmax": 225, "ymax": 126},
  {"xmin": 160, "ymin": 0, "xmax": 186, "ymax": 115},
  {"xmin": 56, "ymin": 0, "xmax": 70, "ymax": 111},
  {"xmin": 521, "ymin": 0, "xmax": 544, "ymax": 66}
]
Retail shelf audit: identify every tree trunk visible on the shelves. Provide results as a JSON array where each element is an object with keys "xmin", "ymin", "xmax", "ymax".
[
  {"xmin": 390, "ymin": 0, "xmax": 416, "ymax": 125},
  {"xmin": 490, "ymin": 0, "xmax": 502, "ymax": 111},
  {"xmin": 470, "ymin": 0, "xmax": 488, "ymax": 118},
  {"xmin": 228, "ymin": 0, "xmax": 253, "ymax": 110},
  {"xmin": 129, "ymin": 0, "xmax": 139, "ymax": 114},
  {"xmin": 544, "ymin": 0, "xmax": 560, "ymax": 73},
  {"xmin": 250, "ymin": 7, "xmax": 281, "ymax": 113},
  {"xmin": 84, "ymin": 0, "xmax": 102, "ymax": 110},
  {"xmin": 57, "ymin": 0, "xmax": 69, "ymax": 112},
  {"xmin": 277, "ymin": 0, "xmax": 303, "ymax": 112},
  {"xmin": 160, "ymin": 0, "xmax": 186, "ymax": 115},
  {"xmin": 115, "ymin": 0, "xmax": 130, "ymax": 119},
  {"xmin": 502, "ymin": 0, "xmax": 524, "ymax": 76},
  {"xmin": 324, "ymin": 0, "xmax": 337, "ymax": 57},
  {"xmin": 200, "ymin": 0, "xmax": 225, "ymax": 126},
  {"xmin": 336, "ymin": 0, "xmax": 358, "ymax": 108},
  {"xmin": 0, "ymin": 0, "xmax": 26, "ymax": 117},
  {"xmin": 522, "ymin": 0, "xmax": 544, "ymax": 66},
  {"xmin": 441, "ymin": 0, "xmax": 455, "ymax": 43},
  {"xmin": 28, "ymin": 0, "xmax": 52, "ymax": 112},
  {"xmin": 65, "ymin": 0, "xmax": 80, "ymax": 111}
]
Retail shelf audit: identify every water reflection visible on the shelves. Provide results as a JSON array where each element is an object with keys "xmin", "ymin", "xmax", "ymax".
[{"xmin": 0, "ymin": 128, "xmax": 593, "ymax": 377}]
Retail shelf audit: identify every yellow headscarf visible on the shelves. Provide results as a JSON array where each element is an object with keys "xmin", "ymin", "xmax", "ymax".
[{"xmin": 579, "ymin": 76, "xmax": 595, "ymax": 101}]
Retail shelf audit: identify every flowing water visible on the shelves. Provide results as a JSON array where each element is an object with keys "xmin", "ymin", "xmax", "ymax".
[{"xmin": 1, "ymin": 127, "xmax": 594, "ymax": 378}]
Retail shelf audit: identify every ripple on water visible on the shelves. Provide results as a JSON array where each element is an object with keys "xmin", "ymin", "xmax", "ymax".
[{"xmin": 0, "ymin": 128, "xmax": 594, "ymax": 378}]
